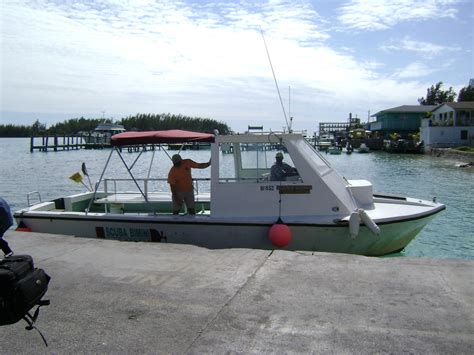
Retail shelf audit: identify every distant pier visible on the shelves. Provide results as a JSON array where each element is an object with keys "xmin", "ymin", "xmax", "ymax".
[
  {"xmin": 30, "ymin": 135, "xmax": 108, "ymax": 152},
  {"xmin": 30, "ymin": 135, "xmax": 165, "ymax": 153}
]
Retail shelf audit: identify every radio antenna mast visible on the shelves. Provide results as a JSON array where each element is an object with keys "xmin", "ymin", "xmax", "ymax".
[
  {"xmin": 260, "ymin": 27, "xmax": 290, "ymax": 132},
  {"xmin": 289, "ymin": 86, "xmax": 293, "ymax": 133}
]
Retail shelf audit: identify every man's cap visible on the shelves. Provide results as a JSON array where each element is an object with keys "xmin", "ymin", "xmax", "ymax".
[
  {"xmin": 171, "ymin": 154, "xmax": 182, "ymax": 163},
  {"xmin": 276, "ymin": 152, "xmax": 284, "ymax": 159}
]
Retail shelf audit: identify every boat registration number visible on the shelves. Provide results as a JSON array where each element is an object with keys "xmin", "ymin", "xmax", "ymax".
[{"xmin": 260, "ymin": 185, "xmax": 313, "ymax": 194}]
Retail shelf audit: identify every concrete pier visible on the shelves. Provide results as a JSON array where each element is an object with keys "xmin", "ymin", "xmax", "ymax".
[{"xmin": 1, "ymin": 231, "xmax": 473, "ymax": 353}]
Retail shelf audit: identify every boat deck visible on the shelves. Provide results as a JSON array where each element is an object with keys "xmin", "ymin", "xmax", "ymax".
[
  {"xmin": 94, "ymin": 192, "xmax": 211, "ymax": 204},
  {"xmin": 91, "ymin": 192, "xmax": 211, "ymax": 214},
  {"xmin": 370, "ymin": 196, "xmax": 443, "ymax": 222},
  {"xmin": 21, "ymin": 192, "xmax": 442, "ymax": 224}
]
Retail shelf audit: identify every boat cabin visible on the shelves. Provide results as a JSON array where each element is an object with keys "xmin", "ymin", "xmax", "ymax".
[{"xmin": 210, "ymin": 133, "xmax": 373, "ymax": 221}]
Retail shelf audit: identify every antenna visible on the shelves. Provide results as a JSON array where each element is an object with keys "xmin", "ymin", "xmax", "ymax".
[
  {"xmin": 259, "ymin": 27, "xmax": 290, "ymax": 131},
  {"xmin": 289, "ymin": 86, "xmax": 293, "ymax": 133},
  {"xmin": 288, "ymin": 86, "xmax": 291, "ymax": 120}
]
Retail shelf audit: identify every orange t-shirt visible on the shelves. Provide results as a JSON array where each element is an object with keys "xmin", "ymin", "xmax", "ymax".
[{"xmin": 167, "ymin": 159, "xmax": 206, "ymax": 193}]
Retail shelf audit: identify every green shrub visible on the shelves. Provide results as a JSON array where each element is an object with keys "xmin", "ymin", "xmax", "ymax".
[{"xmin": 454, "ymin": 146, "xmax": 474, "ymax": 152}]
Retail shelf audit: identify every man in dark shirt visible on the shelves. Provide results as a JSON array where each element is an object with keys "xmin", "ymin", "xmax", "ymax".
[{"xmin": 270, "ymin": 152, "xmax": 298, "ymax": 181}]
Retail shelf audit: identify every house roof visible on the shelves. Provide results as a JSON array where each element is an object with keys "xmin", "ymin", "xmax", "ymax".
[
  {"xmin": 372, "ymin": 105, "xmax": 437, "ymax": 116},
  {"xmin": 95, "ymin": 123, "xmax": 125, "ymax": 131},
  {"xmin": 433, "ymin": 101, "xmax": 474, "ymax": 111}
]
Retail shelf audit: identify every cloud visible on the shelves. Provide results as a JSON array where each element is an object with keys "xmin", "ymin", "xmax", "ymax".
[
  {"xmin": 380, "ymin": 37, "xmax": 461, "ymax": 56},
  {"xmin": 337, "ymin": 0, "xmax": 459, "ymax": 31},
  {"xmin": 0, "ymin": 0, "xmax": 468, "ymax": 131},
  {"xmin": 393, "ymin": 62, "xmax": 437, "ymax": 78}
]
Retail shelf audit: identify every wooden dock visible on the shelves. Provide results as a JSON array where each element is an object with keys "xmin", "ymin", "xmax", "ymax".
[
  {"xmin": 30, "ymin": 135, "xmax": 109, "ymax": 152},
  {"xmin": 30, "ymin": 135, "xmax": 165, "ymax": 153}
]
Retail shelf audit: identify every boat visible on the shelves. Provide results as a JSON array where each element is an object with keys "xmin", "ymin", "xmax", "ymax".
[
  {"xmin": 327, "ymin": 146, "xmax": 342, "ymax": 155},
  {"xmin": 80, "ymin": 123, "xmax": 126, "ymax": 145},
  {"xmin": 357, "ymin": 143, "xmax": 370, "ymax": 153},
  {"xmin": 14, "ymin": 129, "xmax": 445, "ymax": 256}
]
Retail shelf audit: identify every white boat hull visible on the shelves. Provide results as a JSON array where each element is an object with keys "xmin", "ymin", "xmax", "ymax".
[{"xmin": 15, "ymin": 208, "xmax": 439, "ymax": 256}]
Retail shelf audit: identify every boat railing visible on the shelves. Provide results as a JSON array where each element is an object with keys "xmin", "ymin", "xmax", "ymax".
[
  {"xmin": 243, "ymin": 129, "xmax": 308, "ymax": 136},
  {"xmin": 102, "ymin": 177, "xmax": 211, "ymax": 200},
  {"xmin": 27, "ymin": 191, "xmax": 42, "ymax": 206}
]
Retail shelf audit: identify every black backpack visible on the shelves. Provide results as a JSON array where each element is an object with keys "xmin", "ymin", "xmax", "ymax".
[{"xmin": 0, "ymin": 255, "xmax": 51, "ymax": 345}]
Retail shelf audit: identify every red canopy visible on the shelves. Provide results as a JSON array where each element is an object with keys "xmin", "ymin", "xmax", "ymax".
[{"xmin": 110, "ymin": 129, "xmax": 215, "ymax": 146}]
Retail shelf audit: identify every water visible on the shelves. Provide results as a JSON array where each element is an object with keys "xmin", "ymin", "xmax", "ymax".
[{"xmin": 1, "ymin": 138, "xmax": 472, "ymax": 259}]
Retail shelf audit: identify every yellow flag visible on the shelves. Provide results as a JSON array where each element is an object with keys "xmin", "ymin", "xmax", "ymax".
[{"xmin": 69, "ymin": 172, "xmax": 83, "ymax": 183}]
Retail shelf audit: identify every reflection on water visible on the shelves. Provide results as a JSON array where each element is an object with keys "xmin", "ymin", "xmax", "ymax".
[{"xmin": 1, "ymin": 138, "xmax": 472, "ymax": 259}]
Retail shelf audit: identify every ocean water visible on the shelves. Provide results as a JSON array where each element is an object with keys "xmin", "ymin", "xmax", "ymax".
[{"xmin": 0, "ymin": 137, "xmax": 472, "ymax": 259}]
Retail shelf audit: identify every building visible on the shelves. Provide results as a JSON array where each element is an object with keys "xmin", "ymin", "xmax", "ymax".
[
  {"xmin": 428, "ymin": 102, "xmax": 474, "ymax": 126},
  {"xmin": 370, "ymin": 105, "xmax": 437, "ymax": 137},
  {"xmin": 420, "ymin": 102, "xmax": 474, "ymax": 149},
  {"xmin": 318, "ymin": 113, "xmax": 361, "ymax": 137}
]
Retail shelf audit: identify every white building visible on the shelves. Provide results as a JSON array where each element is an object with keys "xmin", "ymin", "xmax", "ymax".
[{"xmin": 420, "ymin": 102, "xmax": 474, "ymax": 149}]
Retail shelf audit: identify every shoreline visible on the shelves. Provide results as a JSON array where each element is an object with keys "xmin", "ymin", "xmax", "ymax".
[{"xmin": 427, "ymin": 148, "xmax": 474, "ymax": 165}]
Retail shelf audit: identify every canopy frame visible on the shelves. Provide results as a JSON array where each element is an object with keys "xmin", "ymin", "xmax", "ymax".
[{"xmin": 86, "ymin": 130, "xmax": 215, "ymax": 215}]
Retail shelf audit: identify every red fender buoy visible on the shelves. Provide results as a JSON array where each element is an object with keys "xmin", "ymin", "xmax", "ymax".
[
  {"xmin": 268, "ymin": 223, "xmax": 292, "ymax": 248},
  {"xmin": 16, "ymin": 222, "xmax": 32, "ymax": 232},
  {"xmin": 15, "ymin": 227, "xmax": 32, "ymax": 232}
]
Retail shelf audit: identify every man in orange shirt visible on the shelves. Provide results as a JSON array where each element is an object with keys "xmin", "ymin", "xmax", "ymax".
[{"xmin": 167, "ymin": 154, "xmax": 211, "ymax": 215}]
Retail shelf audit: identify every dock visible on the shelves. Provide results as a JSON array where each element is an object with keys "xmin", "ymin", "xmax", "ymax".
[
  {"xmin": 29, "ymin": 136, "xmax": 163, "ymax": 153},
  {"xmin": 30, "ymin": 135, "xmax": 108, "ymax": 152},
  {"xmin": 1, "ymin": 231, "xmax": 473, "ymax": 353}
]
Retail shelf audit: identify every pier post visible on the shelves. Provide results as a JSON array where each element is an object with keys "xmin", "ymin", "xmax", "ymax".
[
  {"xmin": 30, "ymin": 136, "xmax": 34, "ymax": 152},
  {"xmin": 54, "ymin": 135, "xmax": 58, "ymax": 151}
]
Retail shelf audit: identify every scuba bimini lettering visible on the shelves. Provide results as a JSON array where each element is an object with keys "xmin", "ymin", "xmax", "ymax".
[{"xmin": 104, "ymin": 227, "xmax": 150, "ymax": 241}]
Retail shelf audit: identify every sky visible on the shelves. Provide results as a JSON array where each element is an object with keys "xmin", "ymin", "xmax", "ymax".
[{"xmin": 1, "ymin": 0, "xmax": 473, "ymax": 133}]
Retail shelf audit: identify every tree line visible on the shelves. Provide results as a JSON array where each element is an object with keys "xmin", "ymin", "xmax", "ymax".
[
  {"xmin": 418, "ymin": 81, "xmax": 474, "ymax": 105},
  {"xmin": 0, "ymin": 113, "xmax": 231, "ymax": 137},
  {"xmin": 119, "ymin": 113, "xmax": 230, "ymax": 134},
  {"xmin": 1, "ymin": 82, "xmax": 472, "ymax": 137}
]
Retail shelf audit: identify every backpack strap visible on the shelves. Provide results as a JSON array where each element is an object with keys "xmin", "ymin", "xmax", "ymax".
[{"xmin": 22, "ymin": 299, "xmax": 50, "ymax": 347}]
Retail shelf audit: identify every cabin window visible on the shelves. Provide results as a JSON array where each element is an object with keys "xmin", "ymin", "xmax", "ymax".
[
  {"xmin": 240, "ymin": 143, "xmax": 276, "ymax": 169},
  {"xmin": 296, "ymin": 139, "xmax": 332, "ymax": 176},
  {"xmin": 460, "ymin": 130, "xmax": 468, "ymax": 140},
  {"xmin": 218, "ymin": 142, "xmax": 298, "ymax": 183},
  {"xmin": 218, "ymin": 143, "xmax": 237, "ymax": 182}
]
